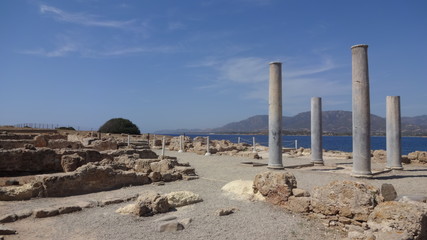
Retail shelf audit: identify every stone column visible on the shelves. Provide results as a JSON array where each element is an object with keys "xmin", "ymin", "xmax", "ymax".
[
  {"xmin": 311, "ymin": 97, "xmax": 324, "ymax": 165},
  {"xmin": 268, "ymin": 62, "xmax": 284, "ymax": 169},
  {"xmin": 161, "ymin": 136, "xmax": 166, "ymax": 159},
  {"xmin": 386, "ymin": 96, "xmax": 403, "ymax": 169},
  {"xmin": 205, "ymin": 136, "xmax": 211, "ymax": 156},
  {"xmin": 178, "ymin": 135, "xmax": 184, "ymax": 153},
  {"xmin": 252, "ymin": 137, "xmax": 256, "ymax": 153},
  {"xmin": 351, "ymin": 44, "xmax": 372, "ymax": 177}
]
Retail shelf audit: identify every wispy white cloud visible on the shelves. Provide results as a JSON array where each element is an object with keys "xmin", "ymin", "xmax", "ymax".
[
  {"xmin": 218, "ymin": 57, "xmax": 268, "ymax": 83},
  {"xmin": 168, "ymin": 21, "xmax": 186, "ymax": 31},
  {"xmin": 101, "ymin": 46, "xmax": 177, "ymax": 56},
  {"xmin": 193, "ymin": 55, "xmax": 350, "ymax": 114},
  {"xmin": 20, "ymin": 44, "xmax": 76, "ymax": 57},
  {"xmin": 40, "ymin": 4, "xmax": 135, "ymax": 29}
]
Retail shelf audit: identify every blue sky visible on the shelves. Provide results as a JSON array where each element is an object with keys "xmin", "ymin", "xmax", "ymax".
[{"xmin": 1, "ymin": 0, "xmax": 426, "ymax": 132}]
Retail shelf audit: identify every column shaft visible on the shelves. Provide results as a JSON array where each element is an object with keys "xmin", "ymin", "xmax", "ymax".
[
  {"xmin": 351, "ymin": 44, "xmax": 372, "ymax": 177},
  {"xmin": 311, "ymin": 97, "xmax": 323, "ymax": 165},
  {"xmin": 268, "ymin": 62, "xmax": 283, "ymax": 169},
  {"xmin": 386, "ymin": 96, "xmax": 403, "ymax": 169}
]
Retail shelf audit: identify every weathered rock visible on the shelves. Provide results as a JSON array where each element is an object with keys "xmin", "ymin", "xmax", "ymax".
[
  {"xmin": 150, "ymin": 159, "xmax": 176, "ymax": 173},
  {"xmin": 148, "ymin": 171, "xmax": 161, "ymax": 182},
  {"xmin": 58, "ymin": 205, "xmax": 82, "ymax": 214},
  {"xmin": 380, "ymin": 183, "xmax": 397, "ymax": 201},
  {"xmin": 311, "ymin": 181, "xmax": 382, "ymax": 222},
  {"xmin": 221, "ymin": 180, "xmax": 265, "ymax": 201},
  {"xmin": 116, "ymin": 192, "xmax": 171, "ymax": 217},
  {"xmin": 134, "ymin": 159, "xmax": 158, "ymax": 173},
  {"xmin": 91, "ymin": 139, "xmax": 118, "ymax": 151},
  {"xmin": 367, "ymin": 201, "xmax": 427, "ymax": 240},
  {"xmin": 34, "ymin": 207, "xmax": 60, "ymax": 218},
  {"xmin": 179, "ymin": 218, "xmax": 192, "ymax": 228},
  {"xmin": 216, "ymin": 207, "xmax": 238, "ymax": 216},
  {"xmin": 0, "ymin": 148, "xmax": 61, "ymax": 173},
  {"xmin": 284, "ymin": 196, "xmax": 311, "ymax": 213},
  {"xmin": 0, "ymin": 210, "xmax": 32, "ymax": 223},
  {"xmin": 0, "ymin": 225, "xmax": 17, "ymax": 235},
  {"xmin": 292, "ymin": 188, "xmax": 310, "ymax": 197},
  {"xmin": 34, "ymin": 135, "xmax": 48, "ymax": 147},
  {"xmin": 157, "ymin": 221, "xmax": 184, "ymax": 232},
  {"xmin": 253, "ymin": 171, "xmax": 297, "ymax": 205},
  {"xmin": 166, "ymin": 191, "xmax": 203, "ymax": 208},
  {"xmin": 61, "ymin": 153, "xmax": 83, "ymax": 172},
  {"xmin": 0, "ymin": 182, "xmax": 44, "ymax": 201}
]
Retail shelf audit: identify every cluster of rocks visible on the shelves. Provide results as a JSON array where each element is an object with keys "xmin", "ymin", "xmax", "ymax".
[
  {"xmin": 116, "ymin": 190, "xmax": 202, "ymax": 232},
  {"xmin": 0, "ymin": 155, "xmax": 198, "ymax": 201},
  {"xmin": 165, "ymin": 136, "xmax": 260, "ymax": 159},
  {"xmin": 253, "ymin": 171, "xmax": 427, "ymax": 240},
  {"xmin": 0, "ymin": 131, "xmax": 198, "ymax": 201}
]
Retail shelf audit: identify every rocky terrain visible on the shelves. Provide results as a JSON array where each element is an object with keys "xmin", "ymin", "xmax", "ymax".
[{"xmin": 0, "ymin": 129, "xmax": 426, "ymax": 239}]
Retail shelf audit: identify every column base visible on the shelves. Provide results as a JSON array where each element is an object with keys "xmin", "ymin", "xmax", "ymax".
[
  {"xmin": 267, "ymin": 164, "xmax": 284, "ymax": 170},
  {"xmin": 205, "ymin": 152, "xmax": 211, "ymax": 156},
  {"xmin": 311, "ymin": 159, "xmax": 324, "ymax": 166},
  {"xmin": 178, "ymin": 150, "xmax": 183, "ymax": 153},
  {"xmin": 385, "ymin": 166, "xmax": 404, "ymax": 170},
  {"xmin": 351, "ymin": 171, "xmax": 373, "ymax": 178}
]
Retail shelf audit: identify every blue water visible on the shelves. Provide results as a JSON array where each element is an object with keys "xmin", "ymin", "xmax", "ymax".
[{"xmin": 165, "ymin": 134, "xmax": 427, "ymax": 155}]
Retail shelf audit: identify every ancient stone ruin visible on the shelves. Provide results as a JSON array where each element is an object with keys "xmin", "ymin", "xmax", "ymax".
[
  {"xmin": 253, "ymin": 171, "xmax": 427, "ymax": 240},
  {"xmin": 0, "ymin": 130, "xmax": 198, "ymax": 201}
]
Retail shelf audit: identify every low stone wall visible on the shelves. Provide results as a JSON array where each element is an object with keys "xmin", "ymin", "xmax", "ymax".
[{"xmin": 0, "ymin": 157, "xmax": 198, "ymax": 200}]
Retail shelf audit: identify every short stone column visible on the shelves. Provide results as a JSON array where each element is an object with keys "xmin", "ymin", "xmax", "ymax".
[
  {"xmin": 205, "ymin": 136, "xmax": 211, "ymax": 156},
  {"xmin": 386, "ymin": 96, "xmax": 403, "ymax": 169},
  {"xmin": 178, "ymin": 135, "xmax": 184, "ymax": 153},
  {"xmin": 351, "ymin": 44, "xmax": 372, "ymax": 177},
  {"xmin": 161, "ymin": 136, "xmax": 166, "ymax": 159},
  {"xmin": 311, "ymin": 97, "xmax": 324, "ymax": 165},
  {"xmin": 268, "ymin": 62, "xmax": 284, "ymax": 169}
]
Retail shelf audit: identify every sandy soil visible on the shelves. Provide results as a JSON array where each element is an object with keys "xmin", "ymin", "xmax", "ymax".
[{"xmin": 1, "ymin": 150, "xmax": 426, "ymax": 240}]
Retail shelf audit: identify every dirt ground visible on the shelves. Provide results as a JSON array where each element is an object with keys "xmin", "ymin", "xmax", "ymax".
[{"xmin": 1, "ymin": 150, "xmax": 426, "ymax": 240}]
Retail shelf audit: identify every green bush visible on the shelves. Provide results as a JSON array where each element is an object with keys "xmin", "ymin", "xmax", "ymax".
[
  {"xmin": 56, "ymin": 126, "xmax": 75, "ymax": 130},
  {"xmin": 98, "ymin": 118, "xmax": 141, "ymax": 134}
]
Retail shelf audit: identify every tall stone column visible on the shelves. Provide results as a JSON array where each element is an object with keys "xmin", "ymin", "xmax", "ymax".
[
  {"xmin": 386, "ymin": 96, "xmax": 403, "ymax": 169},
  {"xmin": 351, "ymin": 44, "xmax": 372, "ymax": 177},
  {"xmin": 268, "ymin": 62, "xmax": 284, "ymax": 169},
  {"xmin": 311, "ymin": 97, "xmax": 323, "ymax": 165}
]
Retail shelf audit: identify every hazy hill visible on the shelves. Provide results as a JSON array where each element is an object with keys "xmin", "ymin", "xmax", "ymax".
[{"xmin": 156, "ymin": 111, "xmax": 427, "ymax": 136}]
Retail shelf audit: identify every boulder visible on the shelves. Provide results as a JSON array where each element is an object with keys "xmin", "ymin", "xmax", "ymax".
[
  {"xmin": 34, "ymin": 135, "xmax": 48, "ymax": 147},
  {"xmin": 367, "ymin": 201, "xmax": 427, "ymax": 240},
  {"xmin": 253, "ymin": 171, "xmax": 297, "ymax": 205},
  {"xmin": 61, "ymin": 153, "xmax": 83, "ymax": 172},
  {"xmin": 166, "ymin": 191, "xmax": 203, "ymax": 208},
  {"xmin": 116, "ymin": 191, "xmax": 170, "ymax": 217},
  {"xmin": 380, "ymin": 183, "xmax": 397, "ymax": 201},
  {"xmin": 311, "ymin": 180, "xmax": 382, "ymax": 222},
  {"xmin": 221, "ymin": 180, "xmax": 265, "ymax": 201}
]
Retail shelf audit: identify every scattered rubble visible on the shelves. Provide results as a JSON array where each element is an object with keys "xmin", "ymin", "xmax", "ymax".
[{"xmin": 252, "ymin": 171, "xmax": 427, "ymax": 240}]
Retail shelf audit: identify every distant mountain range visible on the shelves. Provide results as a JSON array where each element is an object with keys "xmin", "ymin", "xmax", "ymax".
[{"xmin": 155, "ymin": 111, "xmax": 427, "ymax": 136}]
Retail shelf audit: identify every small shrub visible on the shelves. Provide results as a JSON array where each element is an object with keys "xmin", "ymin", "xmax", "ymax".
[
  {"xmin": 56, "ymin": 127, "xmax": 75, "ymax": 130},
  {"xmin": 99, "ymin": 118, "xmax": 141, "ymax": 135}
]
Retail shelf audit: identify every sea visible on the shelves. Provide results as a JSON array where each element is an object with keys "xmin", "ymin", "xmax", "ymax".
[{"xmin": 164, "ymin": 134, "xmax": 427, "ymax": 155}]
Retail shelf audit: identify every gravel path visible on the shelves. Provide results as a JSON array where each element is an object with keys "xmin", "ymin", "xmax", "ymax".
[{"xmin": 1, "ymin": 150, "xmax": 426, "ymax": 240}]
